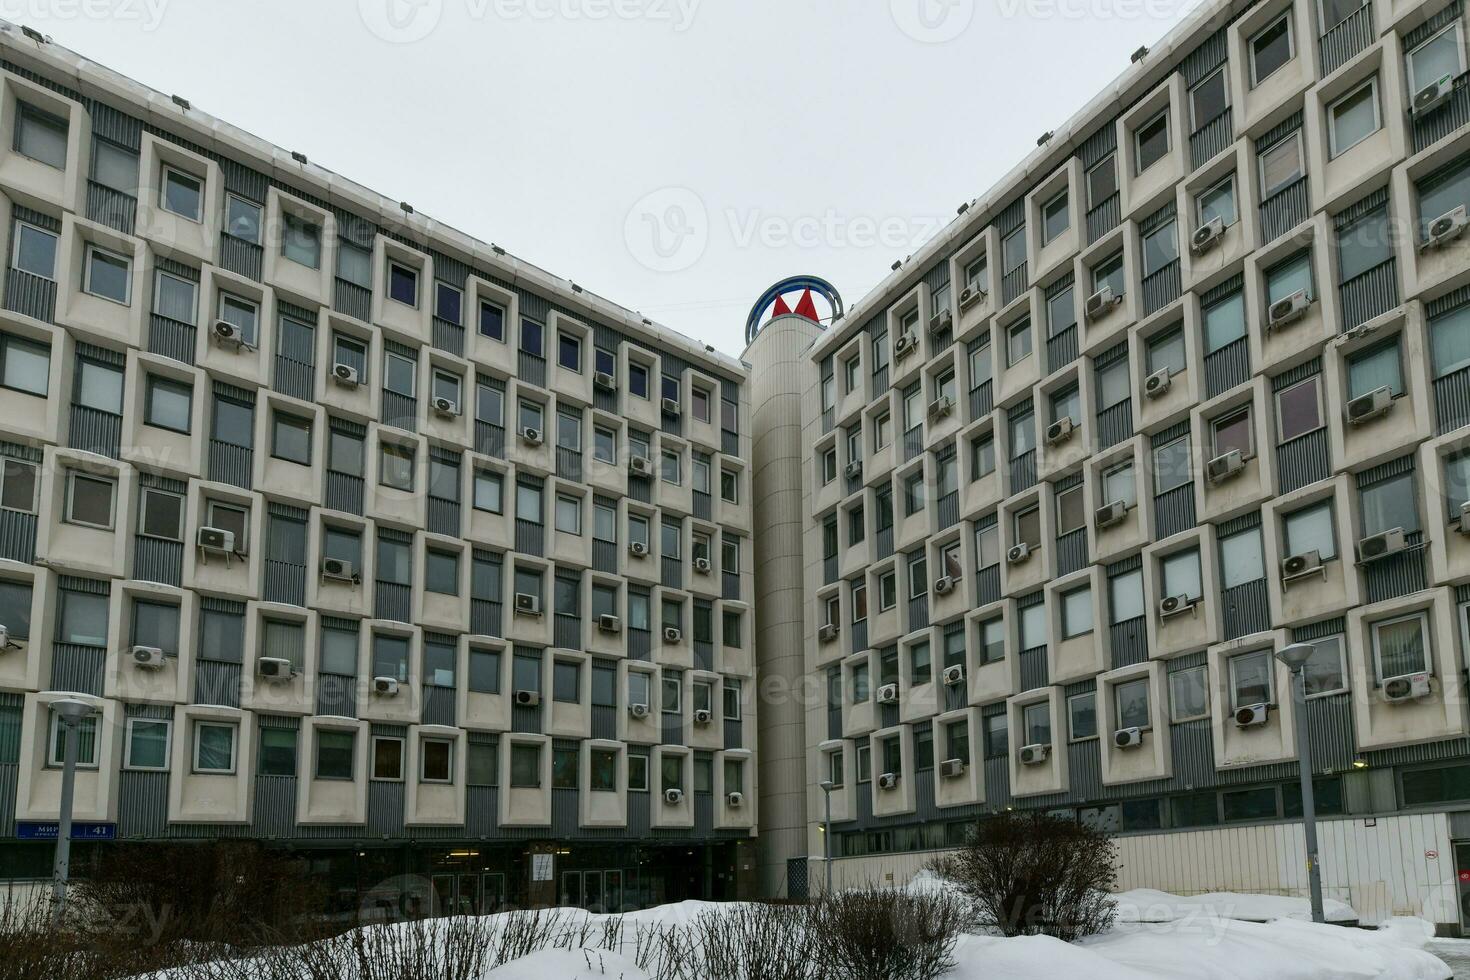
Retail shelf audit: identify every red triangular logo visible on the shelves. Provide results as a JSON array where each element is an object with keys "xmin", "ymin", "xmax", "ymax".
[
  {"xmin": 793, "ymin": 289, "xmax": 820, "ymax": 322},
  {"xmin": 770, "ymin": 295, "xmax": 793, "ymax": 320}
]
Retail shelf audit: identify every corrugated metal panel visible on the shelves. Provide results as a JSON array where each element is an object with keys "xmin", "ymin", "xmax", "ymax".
[
  {"xmin": 1407, "ymin": 1, "xmax": 1464, "ymax": 49},
  {"xmin": 1318, "ymin": 2, "xmax": 1374, "ymax": 76},
  {"xmin": 50, "ymin": 643, "xmax": 104, "ymax": 695},
  {"xmin": 1110, "ymin": 618, "xmax": 1149, "ymax": 669},
  {"xmin": 194, "ymin": 660, "xmax": 242, "ymax": 708},
  {"xmin": 1222, "ymin": 580, "xmax": 1271, "ymax": 640},
  {"xmin": 1260, "ymin": 178, "xmax": 1310, "ymax": 243},
  {"xmin": 1277, "ymin": 429, "xmax": 1331, "ymax": 495},
  {"xmin": 1153, "ymin": 484, "xmax": 1197, "ymax": 540},
  {"xmin": 1180, "ymin": 25, "xmax": 1228, "ymax": 86},
  {"xmin": 367, "ymin": 781, "xmax": 406, "ymax": 837}
]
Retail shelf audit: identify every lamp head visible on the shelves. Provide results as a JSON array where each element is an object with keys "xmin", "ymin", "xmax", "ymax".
[
  {"xmin": 1276, "ymin": 642, "xmax": 1316, "ymax": 671},
  {"xmin": 51, "ymin": 697, "xmax": 95, "ymax": 726},
  {"xmin": 819, "ymin": 780, "xmax": 835, "ymax": 793}
]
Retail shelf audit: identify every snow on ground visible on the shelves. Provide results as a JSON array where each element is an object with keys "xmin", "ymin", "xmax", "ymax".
[
  {"xmin": 1113, "ymin": 887, "xmax": 1359, "ymax": 923},
  {"xmin": 484, "ymin": 947, "xmax": 651, "ymax": 979}
]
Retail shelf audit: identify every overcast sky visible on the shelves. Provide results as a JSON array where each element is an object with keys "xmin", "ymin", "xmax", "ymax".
[{"xmin": 37, "ymin": 0, "xmax": 1199, "ymax": 358}]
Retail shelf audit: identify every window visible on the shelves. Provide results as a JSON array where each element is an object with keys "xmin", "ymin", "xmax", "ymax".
[
  {"xmin": 985, "ymin": 714, "xmax": 1009, "ymax": 758},
  {"xmin": 1197, "ymin": 176, "xmax": 1238, "ymax": 231},
  {"xmin": 1006, "ymin": 318, "xmax": 1033, "ymax": 366},
  {"xmin": 909, "ymin": 640, "xmax": 931, "ymax": 685},
  {"xmin": 425, "ymin": 548, "xmax": 459, "ymax": 594},
  {"xmin": 379, "ymin": 443, "xmax": 415, "ymax": 492},
  {"xmin": 65, "ymin": 472, "xmax": 115, "ymax": 529},
  {"xmin": 14, "ymin": 102, "xmax": 67, "ymax": 169},
  {"xmin": 518, "ymin": 399, "xmax": 544, "ymax": 436},
  {"xmin": 964, "ymin": 254, "xmax": 988, "ymax": 293},
  {"xmin": 1361, "ymin": 470, "xmax": 1419, "ymax": 537},
  {"xmin": 873, "ymin": 412, "xmax": 892, "ymax": 451},
  {"xmin": 1267, "ymin": 253, "xmax": 1314, "ymax": 314},
  {"xmin": 558, "ymin": 332, "xmax": 581, "ymax": 371},
  {"xmin": 628, "ymin": 361, "xmax": 649, "ymax": 398},
  {"xmin": 132, "ymin": 599, "xmax": 179, "ymax": 655},
  {"xmin": 1019, "ymin": 600, "xmax": 1047, "ymax": 650},
  {"xmin": 1041, "ymin": 190, "xmax": 1069, "ymax": 244},
  {"xmin": 371, "ymin": 736, "xmax": 404, "ymax": 780},
  {"xmin": 1102, "ymin": 461, "xmax": 1136, "ymax": 509},
  {"xmin": 48, "ymin": 712, "xmax": 98, "ymax": 768},
  {"xmin": 1447, "ymin": 450, "xmax": 1470, "ymax": 516},
  {"xmin": 1161, "ymin": 549, "xmax": 1203, "ymax": 601},
  {"xmin": 627, "ymin": 753, "xmax": 649, "ymax": 791},
  {"xmin": 281, "ymin": 213, "xmax": 321, "ymax": 269},
  {"xmin": 553, "ymin": 660, "xmax": 581, "ymax": 703},
  {"xmin": 1061, "ymin": 586, "xmax": 1093, "ymax": 639},
  {"xmin": 1303, "ymin": 634, "xmax": 1349, "ymax": 696},
  {"xmin": 1066, "ymin": 692, "xmax": 1097, "ymax": 741},
  {"xmin": 218, "ymin": 294, "xmax": 259, "ymax": 346},
  {"xmin": 1276, "ymin": 376, "xmax": 1323, "ymax": 442},
  {"xmin": 1021, "ymin": 701, "xmax": 1051, "ymax": 747},
  {"xmin": 225, "ymin": 194, "xmax": 262, "ymax": 244},
  {"xmin": 319, "ymin": 620, "xmax": 359, "ymax": 675},
  {"xmin": 1408, "ymin": 22, "xmax": 1466, "ymax": 94},
  {"xmin": 1202, "ymin": 290, "xmax": 1246, "ymax": 357},
  {"xmin": 1047, "ymin": 285, "xmax": 1076, "ymax": 340},
  {"xmin": 11, "ymin": 221, "xmax": 56, "ymax": 280},
  {"xmin": 1114, "ymin": 677, "xmax": 1152, "ymax": 730},
  {"xmin": 661, "ymin": 754, "xmax": 684, "ymax": 794},
  {"xmin": 1146, "ymin": 328, "xmax": 1186, "ymax": 382},
  {"xmin": 1164, "ymin": 665, "xmax": 1208, "ymax": 723},
  {"xmin": 1372, "ymin": 612, "xmax": 1430, "ymax": 683},
  {"xmin": 138, "ymin": 375, "xmax": 191, "ymax": 434},
  {"xmin": 510, "ymin": 743, "xmax": 542, "ymax": 787},
  {"xmin": 1328, "ymin": 78, "xmax": 1380, "ymax": 158},
  {"xmin": 206, "ymin": 500, "xmax": 249, "ymax": 554},
  {"xmin": 1250, "ymin": 14, "xmax": 1294, "ymax": 86},
  {"xmin": 478, "ymin": 299, "xmax": 505, "ymax": 340},
  {"xmin": 1093, "ymin": 252, "xmax": 1126, "ymax": 298},
  {"xmin": 903, "ymin": 472, "xmax": 925, "ymax": 515},
  {"xmin": 521, "ymin": 318, "xmax": 544, "ymax": 357},
  {"xmin": 83, "ymin": 245, "xmax": 131, "ymax": 304},
  {"xmin": 1211, "ymin": 407, "xmax": 1253, "ymax": 460},
  {"xmin": 1229, "ymin": 650, "xmax": 1274, "ymax": 710},
  {"xmin": 421, "ymin": 739, "xmax": 452, "ymax": 782},
  {"xmin": 1110, "ymin": 568, "xmax": 1146, "ymax": 623},
  {"xmin": 384, "ymin": 352, "xmax": 416, "ymax": 398},
  {"xmin": 661, "ymin": 450, "xmax": 681, "ymax": 485},
  {"xmin": 1190, "ymin": 67, "xmax": 1230, "ymax": 129},
  {"xmin": 908, "ymin": 553, "xmax": 928, "ymax": 600},
  {"xmin": 315, "ymin": 730, "xmax": 355, "ymax": 780},
  {"xmin": 1152, "ymin": 435, "xmax": 1191, "ymax": 493},
  {"xmin": 1135, "ymin": 111, "xmax": 1170, "ymax": 174},
  {"xmin": 1142, "ymin": 221, "xmax": 1178, "ymax": 278},
  {"xmin": 123, "ymin": 718, "xmax": 170, "ymax": 771},
  {"xmin": 1284, "ymin": 501, "xmax": 1338, "ymax": 562},
  {"xmin": 1259, "ymin": 132, "xmax": 1304, "ymax": 198},
  {"xmin": 1220, "ymin": 527, "xmax": 1266, "ymax": 590},
  {"xmin": 1014, "ymin": 505, "xmax": 1041, "ymax": 550},
  {"xmin": 160, "ymin": 166, "xmax": 203, "ymax": 221},
  {"xmin": 1430, "ymin": 305, "xmax": 1470, "ymax": 380},
  {"xmin": 1086, "ymin": 154, "xmax": 1117, "ymax": 209},
  {"xmin": 435, "ymin": 282, "xmax": 462, "ymax": 324},
  {"xmin": 0, "ymin": 579, "xmax": 32, "ymax": 639},
  {"xmin": 721, "ymin": 467, "xmax": 739, "ymax": 503},
  {"xmin": 271, "ymin": 412, "xmax": 312, "ymax": 465},
  {"xmin": 193, "ymin": 722, "xmax": 237, "ymax": 774},
  {"xmin": 433, "ymin": 370, "xmax": 462, "ymax": 409},
  {"xmin": 1347, "ymin": 338, "xmax": 1403, "ymax": 400},
  {"xmin": 662, "ymin": 675, "xmax": 681, "ymax": 713},
  {"xmin": 258, "ymin": 728, "xmax": 297, "ymax": 777},
  {"xmin": 472, "ymin": 470, "xmax": 503, "ymax": 514},
  {"xmin": 970, "ymin": 435, "xmax": 995, "ymax": 481},
  {"xmin": 554, "ymin": 495, "xmax": 582, "ymax": 535},
  {"xmin": 1002, "ymin": 226, "xmax": 1027, "ymax": 274}
]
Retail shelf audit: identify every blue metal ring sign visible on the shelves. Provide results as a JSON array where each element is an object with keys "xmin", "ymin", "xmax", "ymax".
[{"xmin": 744, "ymin": 276, "xmax": 843, "ymax": 346}]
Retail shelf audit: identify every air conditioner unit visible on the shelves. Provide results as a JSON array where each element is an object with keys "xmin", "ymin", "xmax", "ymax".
[
  {"xmin": 663, "ymin": 626, "xmax": 683, "ymax": 643},
  {"xmin": 1412, "ymin": 74, "xmax": 1455, "ymax": 117},
  {"xmin": 131, "ymin": 645, "xmax": 165, "ymax": 670},
  {"xmin": 1268, "ymin": 290, "xmax": 1311, "ymax": 329},
  {"xmin": 0, "ymin": 626, "xmax": 10, "ymax": 649},
  {"xmin": 432, "ymin": 396, "xmax": 460, "ymax": 418},
  {"xmin": 1383, "ymin": 673, "xmax": 1432, "ymax": 703},
  {"xmin": 629, "ymin": 540, "xmax": 649, "ymax": 557},
  {"xmin": 818, "ymin": 623, "xmax": 839, "ymax": 642},
  {"xmin": 876, "ymin": 683, "xmax": 899, "ymax": 704},
  {"xmin": 1424, "ymin": 205, "xmax": 1469, "ymax": 249},
  {"xmin": 212, "ymin": 320, "xmax": 245, "ymax": 347},
  {"xmin": 934, "ymin": 575, "xmax": 955, "ymax": 596},
  {"xmin": 1096, "ymin": 500, "xmax": 1128, "ymax": 529},
  {"xmin": 373, "ymin": 676, "xmax": 399, "ymax": 696},
  {"xmin": 593, "ymin": 370, "xmax": 616, "ymax": 390},
  {"xmin": 1234, "ymin": 703, "xmax": 1269, "ymax": 728},
  {"xmin": 628, "ymin": 455, "xmax": 653, "ymax": 477},
  {"xmin": 321, "ymin": 557, "xmax": 356, "ymax": 582},
  {"xmin": 1019, "ymin": 743, "xmax": 1050, "ymax": 766},
  {"xmin": 693, "ymin": 557, "xmax": 712, "ymax": 574},
  {"xmin": 942, "ymin": 664, "xmax": 965, "ymax": 686},
  {"xmin": 515, "ymin": 689, "xmax": 540, "ymax": 707},
  {"xmin": 1159, "ymin": 594, "xmax": 1193, "ymax": 618},
  {"xmin": 664, "ymin": 788, "xmax": 685, "ymax": 805},
  {"xmin": 661, "ymin": 397, "xmax": 681, "ymax": 416},
  {"xmin": 1190, "ymin": 216, "xmax": 1225, "ymax": 254},
  {"xmin": 929, "ymin": 308, "xmax": 953, "ymax": 332},
  {"xmin": 1085, "ymin": 285, "xmax": 1120, "ymax": 321},
  {"xmin": 1045, "ymin": 416, "xmax": 1075, "ymax": 446},
  {"xmin": 927, "ymin": 396, "xmax": 955, "ymax": 419},
  {"xmin": 1113, "ymin": 727, "xmax": 1143, "ymax": 749},
  {"xmin": 331, "ymin": 363, "xmax": 360, "ymax": 387},
  {"xmin": 514, "ymin": 592, "xmax": 542, "ymax": 615},
  {"xmin": 1459, "ymin": 501, "xmax": 1470, "ymax": 536},
  {"xmin": 196, "ymin": 526, "xmax": 235, "ymax": 555},
  {"xmin": 876, "ymin": 772, "xmax": 899, "ymax": 790},
  {"xmin": 940, "ymin": 758, "xmax": 966, "ymax": 779},
  {"xmin": 1359, "ymin": 527, "xmax": 1407, "ymax": 562},
  {"xmin": 1006, "ymin": 543, "xmax": 1032, "ymax": 564},
  {"xmin": 1206, "ymin": 450, "xmax": 1245, "ymax": 484},
  {"xmin": 629, "ymin": 702, "xmax": 650, "ymax": 719},
  {"xmin": 894, "ymin": 332, "xmax": 917, "ymax": 358},
  {"xmin": 519, "ymin": 426, "xmax": 543, "ymax": 446},
  {"xmin": 727, "ymin": 791, "xmax": 744, "ymax": 807},
  {"xmin": 1346, "ymin": 386, "xmax": 1393, "ymax": 425},
  {"xmin": 958, "ymin": 286, "xmax": 987, "ymax": 310},
  {"xmin": 1143, "ymin": 367, "xmax": 1172, "ymax": 399},
  {"xmin": 597, "ymin": 614, "xmax": 622, "ymax": 633},
  {"xmin": 693, "ymin": 708, "xmax": 712, "ymax": 725},
  {"xmin": 258, "ymin": 657, "xmax": 293, "ymax": 680},
  {"xmin": 1281, "ymin": 550, "xmax": 1323, "ymax": 581},
  {"xmin": 845, "ymin": 460, "xmax": 863, "ymax": 480}
]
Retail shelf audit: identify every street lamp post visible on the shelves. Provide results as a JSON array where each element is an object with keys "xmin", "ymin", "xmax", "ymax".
[
  {"xmin": 819, "ymin": 780, "xmax": 834, "ymax": 896},
  {"xmin": 1276, "ymin": 642, "xmax": 1325, "ymax": 924},
  {"xmin": 50, "ymin": 697, "xmax": 95, "ymax": 927}
]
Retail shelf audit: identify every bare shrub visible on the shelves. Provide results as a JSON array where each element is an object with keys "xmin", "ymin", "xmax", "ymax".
[
  {"xmin": 932, "ymin": 811, "xmax": 1118, "ymax": 941},
  {"xmin": 806, "ymin": 888, "xmax": 965, "ymax": 980}
]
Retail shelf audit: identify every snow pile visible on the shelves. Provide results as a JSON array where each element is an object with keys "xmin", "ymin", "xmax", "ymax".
[
  {"xmin": 1113, "ymin": 888, "xmax": 1359, "ymax": 924},
  {"xmin": 485, "ymin": 947, "xmax": 651, "ymax": 979}
]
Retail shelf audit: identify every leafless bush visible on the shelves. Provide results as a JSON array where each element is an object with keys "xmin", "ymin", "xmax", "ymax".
[
  {"xmin": 806, "ymin": 888, "xmax": 965, "ymax": 980},
  {"xmin": 932, "ymin": 811, "xmax": 1118, "ymax": 941}
]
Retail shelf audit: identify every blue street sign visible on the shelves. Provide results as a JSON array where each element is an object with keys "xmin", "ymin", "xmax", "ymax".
[{"xmin": 15, "ymin": 821, "xmax": 116, "ymax": 841}]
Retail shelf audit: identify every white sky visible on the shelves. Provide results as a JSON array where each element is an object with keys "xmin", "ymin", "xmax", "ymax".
[{"xmin": 36, "ymin": 0, "xmax": 1199, "ymax": 358}]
